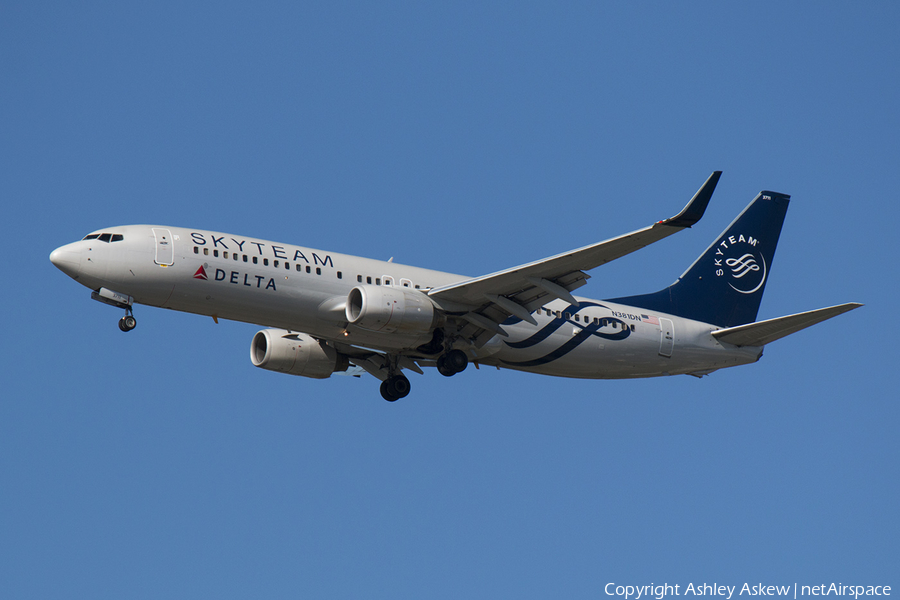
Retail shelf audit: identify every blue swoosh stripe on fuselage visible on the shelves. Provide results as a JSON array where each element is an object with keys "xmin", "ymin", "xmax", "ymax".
[
  {"xmin": 505, "ymin": 301, "xmax": 607, "ymax": 349},
  {"xmin": 502, "ymin": 319, "xmax": 630, "ymax": 368}
]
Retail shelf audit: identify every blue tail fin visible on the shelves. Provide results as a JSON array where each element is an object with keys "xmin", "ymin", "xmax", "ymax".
[{"xmin": 609, "ymin": 191, "xmax": 791, "ymax": 327}]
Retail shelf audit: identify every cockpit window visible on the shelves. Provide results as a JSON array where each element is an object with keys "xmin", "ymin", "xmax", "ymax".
[{"xmin": 83, "ymin": 232, "xmax": 124, "ymax": 242}]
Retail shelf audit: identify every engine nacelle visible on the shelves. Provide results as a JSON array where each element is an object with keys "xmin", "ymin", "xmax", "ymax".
[
  {"xmin": 345, "ymin": 285, "xmax": 437, "ymax": 334},
  {"xmin": 250, "ymin": 329, "xmax": 348, "ymax": 379}
]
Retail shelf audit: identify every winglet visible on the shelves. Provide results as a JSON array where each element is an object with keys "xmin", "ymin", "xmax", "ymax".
[{"xmin": 660, "ymin": 171, "xmax": 722, "ymax": 228}]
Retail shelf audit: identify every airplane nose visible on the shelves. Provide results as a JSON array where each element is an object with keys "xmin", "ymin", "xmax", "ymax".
[{"xmin": 49, "ymin": 243, "xmax": 82, "ymax": 279}]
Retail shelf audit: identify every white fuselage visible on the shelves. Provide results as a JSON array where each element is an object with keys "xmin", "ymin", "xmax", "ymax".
[{"xmin": 50, "ymin": 225, "xmax": 762, "ymax": 379}]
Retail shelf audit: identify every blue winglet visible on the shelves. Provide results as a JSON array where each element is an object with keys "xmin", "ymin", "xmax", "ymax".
[{"xmin": 661, "ymin": 171, "xmax": 722, "ymax": 228}]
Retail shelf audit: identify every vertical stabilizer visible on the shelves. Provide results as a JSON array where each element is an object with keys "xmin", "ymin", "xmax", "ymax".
[{"xmin": 609, "ymin": 191, "xmax": 790, "ymax": 327}]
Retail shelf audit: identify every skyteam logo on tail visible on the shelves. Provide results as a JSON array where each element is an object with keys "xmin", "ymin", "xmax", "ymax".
[{"xmin": 714, "ymin": 233, "xmax": 767, "ymax": 294}]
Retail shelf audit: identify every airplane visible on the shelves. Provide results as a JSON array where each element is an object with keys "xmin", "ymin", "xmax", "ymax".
[{"xmin": 49, "ymin": 172, "xmax": 861, "ymax": 401}]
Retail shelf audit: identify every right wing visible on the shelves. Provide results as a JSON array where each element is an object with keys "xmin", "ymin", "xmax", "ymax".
[{"xmin": 428, "ymin": 171, "xmax": 722, "ymax": 344}]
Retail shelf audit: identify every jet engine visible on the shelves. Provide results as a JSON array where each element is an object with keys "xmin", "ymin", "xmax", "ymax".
[
  {"xmin": 345, "ymin": 285, "xmax": 437, "ymax": 334},
  {"xmin": 250, "ymin": 329, "xmax": 348, "ymax": 379}
]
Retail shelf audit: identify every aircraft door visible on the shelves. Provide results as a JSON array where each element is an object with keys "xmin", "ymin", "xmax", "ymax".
[
  {"xmin": 658, "ymin": 317, "xmax": 674, "ymax": 357},
  {"xmin": 153, "ymin": 228, "xmax": 175, "ymax": 266}
]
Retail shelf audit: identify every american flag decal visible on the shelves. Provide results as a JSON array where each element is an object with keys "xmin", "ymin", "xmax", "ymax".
[{"xmin": 641, "ymin": 314, "xmax": 659, "ymax": 325}]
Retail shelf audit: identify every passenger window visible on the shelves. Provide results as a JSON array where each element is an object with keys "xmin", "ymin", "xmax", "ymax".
[
  {"xmin": 366, "ymin": 276, "xmax": 372, "ymax": 284},
  {"xmin": 285, "ymin": 262, "xmax": 290, "ymax": 270},
  {"xmin": 224, "ymin": 252, "xmax": 229, "ymax": 259},
  {"xmin": 630, "ymin": 324, "xmax": 635, "ymax": 331},
  {"xmin": 263, "ymin": 258, "xmax": 269, "ymax": 266},
  {"xmin": 337, "ymin": 271, "xmax": 342, "ymax": 279},
  {"xmin": 574, "ymin": 314, "xmax": 580, "ymax": 322},
  {"xmin": 296, "ymin": 264, "xmax": 302, "ymax": 272},
  {"xmin": 252, "ymin": 256, "xmax": 258, "ymax": 264},
  {"xmin": 375, "ymin": 278, "xmax": 381, "ymax": 285},
  {"xmin": 233, "ymin": 253, "xmax": 238, "ymax": 261},
  {"xmin": 243, "ymin": 255, "xmax": 248, "ymax": 262},
  {"xmin": 357, "ymin": 275, "xmax": 363, "ymax": 282},
  {"xmin": 273, "ymin": 260, "xmax": 279, "ymax": 268},
  {"xmin": 213, "ymin": 250, "xmax": 219, "ymax": 257},
  {"xmin": 194, "ymin": 247, "xmax": 199, "ymax": 254},
  {"xmin": 316, "ymin": 267, "xmax": 321, "ymax": 275},
  {"xmin": 306, "ymin": 266, "xmax": 311, "ymax": 273},
  {"xmin": 564, "ymin": 312, "xmax": 571, "ymax": 319},
  {"xmin": 204, "ymin": 248, "xmax": 209, "ymax": 256}
]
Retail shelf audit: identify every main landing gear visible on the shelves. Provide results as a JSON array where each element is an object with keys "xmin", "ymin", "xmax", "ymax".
[
  {"xmin": 437, "ymin": 349, "xmax": 468, "ymax": 377},
  {"xmin": 380, "ymin": 374, "xmax": 411, "ymax": 402},
  {"xmin": 375, "ymin": 348, "xmax": 468, "ymax": 402}
]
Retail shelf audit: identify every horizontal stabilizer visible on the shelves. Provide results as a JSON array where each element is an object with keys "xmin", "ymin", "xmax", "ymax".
[{"xmin": 711, "ymin": 303, "xmax": 863, "ymax": 347}]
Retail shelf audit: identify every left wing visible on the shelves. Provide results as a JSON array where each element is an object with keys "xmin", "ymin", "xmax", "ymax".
[{"xmin": 427, "ymin": 172, "xmax": 722, "ymax": 344}]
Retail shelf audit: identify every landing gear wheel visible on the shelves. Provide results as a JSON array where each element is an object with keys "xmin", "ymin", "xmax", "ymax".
[
  {"xmin": 437, "ymin": 357, "xmax": 455, "ymax": 377},
  {"xmin": 388, "ymin": 375, "xmax": 411, "ymax": 398},
  {"xmin": 118, "ymin": 315, "xmax": 136, "ymax": 332},
  {"xmin": 438, "ymin": 349, "xmax": 468, "ymax": 376},
  {"xmin": 380, "ymin": 380, "xmax": 399, "ymax": 402},
  {"xmin": 445, "ymin": 349, "xmax": 468, "ymax": 373},
  {"xmin": 380, "ymin": 375, "xmax": 411, "ymax": 402}
]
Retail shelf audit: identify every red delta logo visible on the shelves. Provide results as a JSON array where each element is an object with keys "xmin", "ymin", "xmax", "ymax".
[{"xmin": 191, "ymin": 265, "xmax": 278, "ymax": 290}]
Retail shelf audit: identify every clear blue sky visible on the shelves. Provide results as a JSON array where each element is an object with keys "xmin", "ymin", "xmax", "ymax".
[{"xmin": 2, "ymin": 2, "xmax": 897, "ymax": 598}]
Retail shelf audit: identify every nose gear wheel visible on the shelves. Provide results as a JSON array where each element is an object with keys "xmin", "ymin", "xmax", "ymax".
[{"xmin": 118, "ymin": 308, "xmax": 137, "ymax": 332}]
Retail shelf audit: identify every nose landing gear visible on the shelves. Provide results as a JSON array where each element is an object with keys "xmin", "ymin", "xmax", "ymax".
[
  {"xmin": 91, "ymin": 287, "xmax": 137, "ymax": 332},
  {"xmin": 118, "ymin": 308, "xmax": 137, "ymax": 332}
]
